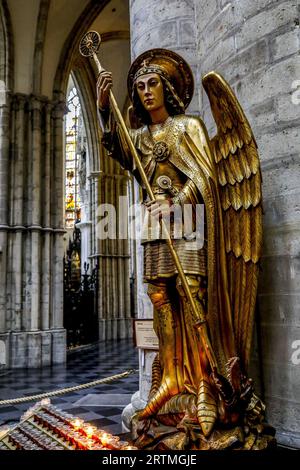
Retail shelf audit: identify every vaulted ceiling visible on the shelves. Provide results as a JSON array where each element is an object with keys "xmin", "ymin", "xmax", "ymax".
[{"xmin": 5, "ymin": 0, "xmax": 130, "ymax": 107}]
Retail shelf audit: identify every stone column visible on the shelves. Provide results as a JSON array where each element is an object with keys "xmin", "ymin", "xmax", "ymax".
[
  {"xmin": 41, "ymin": 104, "xmax": 52, "ymax": 331},
  {"xmin": 123, "ymin": 0, "xmax": 201, "ymax": 430},
  {"xmin": 1, "ymin": 95, "xmax": 66, "ymax": 368},
  {"xmin": 126, "ymin": 1, "xmax": 300, "ymax": 446},
  {"xmin": 89, "ymin": 171, "xmax": 105, "ymax": 340},
  {"xmin": 0, "ymin": 97, "xmax": 10, "ymax": 333},
  {"xmin": 51, "ymin": 102, "xmax": 66, "ymax": 331},
  {"xmin": 10, "ymin": 96, "xmax": 26, "ymax": 332},
  {"xmin": 0, "ymin": 100, "xmax": 10, "ymax": 226},
  {"xmin": 119, "ymin": 173, "xmax": 133, "ymax": 339},
  {"xmin": 93, "ymin": 165, "xmax": 133, "ymax": 342},
  {"xmin": 30, "ymin": 97, "xmax": 42, "ymax": 331},
  {"xmin": 195, "ymin": 0, "xmax": 300, "ymax": 447},
  {"xmin": 95, "ymin": 171, "xmax": 107, "ymax": 341},
  {"xmin": 0, "ymin": 91, "xmax": 10, "ymax": 362},
  {"xmin": 130, "ymin": 0, "xmax": 199, "ymax": 114}
]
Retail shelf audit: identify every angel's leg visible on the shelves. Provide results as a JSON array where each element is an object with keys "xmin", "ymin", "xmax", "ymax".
[
  {"xmin": 139, "ymin": 279, "xmax": 184, "ymax": 419},
  {"xmin": 176, "ymin": 274, "xmax": 217, "ymax": 437}
]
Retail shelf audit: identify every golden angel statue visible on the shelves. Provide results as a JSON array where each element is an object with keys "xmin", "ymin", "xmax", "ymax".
[{"xmin": 96, "ymin": 48, "xmax": 276, "ymax": 450}]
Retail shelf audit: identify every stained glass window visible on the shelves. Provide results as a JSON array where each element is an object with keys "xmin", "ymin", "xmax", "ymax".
[{"xmin": 65, "ymin": 84, "xmax": 82, "ymax": 228}]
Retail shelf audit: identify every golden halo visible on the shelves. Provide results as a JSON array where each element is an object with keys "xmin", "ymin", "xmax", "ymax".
[{"xmin": 127, "ymin": 48, "xmax": 194, "ymax": 109}]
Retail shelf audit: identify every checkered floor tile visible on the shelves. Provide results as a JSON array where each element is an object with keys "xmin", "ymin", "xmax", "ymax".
[{"xmin": 0, "ymin": 339, "xmax": 139, "ymax": 435}]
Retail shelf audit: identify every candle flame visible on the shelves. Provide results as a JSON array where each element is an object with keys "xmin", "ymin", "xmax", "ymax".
[
  {"xmin": 86, "ymin": 426, "xmax": 94, "ymax": 438},
  {"xmin": 73, "ymin": 418, "xmax": 82, "ymax": 429}
]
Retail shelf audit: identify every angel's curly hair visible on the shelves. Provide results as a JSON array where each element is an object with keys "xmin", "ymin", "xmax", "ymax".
[{"xmin": 131, "ymin": 74, "xmax": 185, "ymax": 125}]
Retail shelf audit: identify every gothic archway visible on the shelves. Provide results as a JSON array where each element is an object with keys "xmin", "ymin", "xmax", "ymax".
[
  {"xmin": 0, "ymin": 0, "xmax": 14, "ymax": 92},
  {"xmin": 53, "ymin": 1, "xmax": 135, "ymax": 342},
  {"xmin": 0, "ymin": 0, "xmax": 14, "ymax": 340}
]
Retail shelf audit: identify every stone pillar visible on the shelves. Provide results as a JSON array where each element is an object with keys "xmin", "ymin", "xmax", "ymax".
[
  {"xmin": 119, "ymin": 173, "xmax": 133, "ymax": 339},
  {"xmin": 0, "ymin": 97, "xmax": 10, "ymax": 228},
  {"xmin": 0, "ymin": 97, "xmax": 10, "ymax": 334},
  {"xmin": 122, "ymin": 175, "xmax": 155, "ymax": 430},
  {"xmin": 195, "ymin": 0, "xmax": 300, "ymax": 448},
  {"xmin": 94, "ymin": 165, "xmax": 133, "ymax": 342},
  {"xmin": 51, "ymin": 102, "xmax": 66, "ymax": 332},
  {"xmin": 126, "ymin": 1, "xmax": 300, "ymax": 446},
  {"xmin": 0, "ymin": 94, "xmax": 66, "ymax": 368},
  {"xmin": 0, "ymin": 66, "xmax": 10, "ymax": 337},
  {"xmin": 123, "ymin": 0, "xmax": 201, "ymax": 430},
  {"xmin": 130, "ymin": 0, "xmax": 199, "ymax": 113}
]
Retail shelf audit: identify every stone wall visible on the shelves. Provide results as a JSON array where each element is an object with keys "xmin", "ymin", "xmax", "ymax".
[
  {"xmin": 130, "ymin": 0, "xmax": 200, "ymax": 114},
  {"xmin": 0, "ymin": 0, "xmax": 67, "ymax": 368},
  {"xmin": 127, "ymin": 0, "xmax": 300, "ymax": 447},
  {"xmin": 73, "ymin": 63, "xmax": 133, "ymax": 344},
  {"xmin": 0, "ymin": 0, "xmax": 133, "ymax": 368},
  {"xmin": 127, "ymin": 0, "xmax": 200, "ymax": 414},
  {"xmin": 0, "ymin": 92, "xmax": 67, "ymax": 368},
  {"xmin": 195, "ymin": 0, "xmax": 300, "ymax": 448}
]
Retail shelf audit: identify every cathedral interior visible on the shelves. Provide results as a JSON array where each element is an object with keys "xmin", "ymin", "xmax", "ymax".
[{"xmin": 0, "ymin": 0, "xmax": 299, "ymax": 450}]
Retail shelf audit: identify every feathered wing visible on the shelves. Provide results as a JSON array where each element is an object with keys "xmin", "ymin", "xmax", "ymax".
[{"xmin": 202, "ymin": 72, "xmax": 263, "ymax": 371}]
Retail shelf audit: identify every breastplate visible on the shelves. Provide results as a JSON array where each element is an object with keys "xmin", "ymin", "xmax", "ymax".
[
  {"xmin": 141, "ymin": 118, "xmax": 187, "ymax": 202},
  {"xmin": 146, "ymin": 161, "xmax": 187, "ymax": 202}
]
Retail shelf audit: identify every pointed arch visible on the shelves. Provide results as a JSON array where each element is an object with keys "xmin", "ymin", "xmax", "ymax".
[
  {"xmin": 53, "ymin": 0, "xmax": 110, "ymax": 101},
  {"xmin": 0, "ymin": 0, "xmax": 14, "ymax": 334},
  {"xmin": 72, "ymin": 58, "xmax": 102, "ymax": 173},
  {"xmin": 0, "ymin": 0, "xmax": 14, "ymax": 92},
  {"xmin": 53, "ymin": 1, "xmax": 133, "ymax": 342},
  {"xmin": 52, "ymin": 0, "xmax": 112, "ymax": 178}
]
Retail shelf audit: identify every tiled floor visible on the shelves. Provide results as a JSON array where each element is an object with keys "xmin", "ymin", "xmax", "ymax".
[{"xmin": 0, "ymin": 339, "xmax": 139, "ymax": 436}]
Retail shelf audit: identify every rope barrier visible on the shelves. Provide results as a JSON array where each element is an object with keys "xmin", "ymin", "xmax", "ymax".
[{"xmin": 0, "ymin": 369, "xmax": 138, "ymax": 406}]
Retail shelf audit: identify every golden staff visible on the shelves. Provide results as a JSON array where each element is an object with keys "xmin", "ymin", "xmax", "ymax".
[{"xmin": 79, "ymin": 31, "xmax": 218, "ymax": 373}]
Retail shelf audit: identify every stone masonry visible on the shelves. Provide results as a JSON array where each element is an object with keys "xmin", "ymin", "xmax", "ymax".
[
  {"xmin": 125, "ymin": 0, "xmax": 300, "ymax": 447},
  {"xmin": 195, "ymin": 0, "xmax": 300, "ymax": 448},
  {"xmin": 0, "ymin": 3, "xmax": 66, "ymax": 369}
]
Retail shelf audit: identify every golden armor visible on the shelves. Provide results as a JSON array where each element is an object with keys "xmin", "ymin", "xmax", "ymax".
[{"xmin": 97, "ymin": 48, "xmax": 275, "ymax": 450}]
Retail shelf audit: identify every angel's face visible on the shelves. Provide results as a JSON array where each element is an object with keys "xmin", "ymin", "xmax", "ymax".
[{"xmin": 135, "ymin": 73, "xmax": 165, "ymax": 112}]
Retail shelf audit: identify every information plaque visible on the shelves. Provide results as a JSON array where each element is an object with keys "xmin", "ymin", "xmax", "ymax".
[{"xmin": 133, "ymin": 319, "xmax": 159, "ymax": 350}]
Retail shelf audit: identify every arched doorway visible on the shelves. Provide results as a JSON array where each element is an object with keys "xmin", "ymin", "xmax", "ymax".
[
  {"xmin": 63, "ymin": 75, "xmax": 99, "ymax": 348},
  {"xmin": 53, "ymin": 1, "xmax": 136, "ymax": 345}
]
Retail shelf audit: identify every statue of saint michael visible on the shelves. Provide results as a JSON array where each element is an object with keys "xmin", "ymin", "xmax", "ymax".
[{"xmin": 96, "ymin": 48, "xmax": 275, "ymax": 450}]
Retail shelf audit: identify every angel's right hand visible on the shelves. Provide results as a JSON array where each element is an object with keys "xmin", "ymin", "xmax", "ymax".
[{"xmin": 96, "ymin": 70, "xmax": 112, "ymax": 110}]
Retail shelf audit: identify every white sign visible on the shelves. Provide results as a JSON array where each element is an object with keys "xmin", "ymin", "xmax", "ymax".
[
  {"xmin": 134, "ymin": 320, "xmax": 159, "ymax": 350},
  {"xmin": 0, "ymin": 340, "xmax": 6, "ymax": 365}
]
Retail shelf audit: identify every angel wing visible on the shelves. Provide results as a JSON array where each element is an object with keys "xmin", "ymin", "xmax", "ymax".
[{"xmin": 202, "ymin": 72, "xmax": 263, "ymax": 371}]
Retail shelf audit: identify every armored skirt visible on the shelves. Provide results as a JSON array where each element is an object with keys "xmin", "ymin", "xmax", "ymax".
[{"xmin": 143, "ymin": 239, "xmax": 207, "ymax": 281}]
